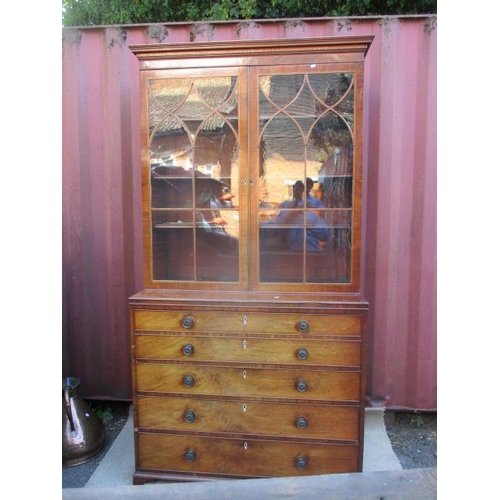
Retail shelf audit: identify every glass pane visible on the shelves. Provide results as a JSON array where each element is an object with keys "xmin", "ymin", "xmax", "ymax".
[
  {"xmin": 150, "ymin": 78, "xmax": 192, "ymax": 108},
  {"xmin": 151, "ymin": 211, "xmax": 195, "ymax": 281},
  {"xmin": 195, "ymin": 210, "xmax": 239, "ymax": 282},
  {"xmin": 308, "ymin": 73, "xmax": 353, "ymax": 108},
  {"xmin": 312, "ymin": 112, "xmax": 353, "ymax": 211},
  {"xmin": 336, "ymin": 84, "xmax": 355, "ymax": 129},
  {"xmin": 306, "ymin": 210, "xmax": 351, "ymax": 283},
  {"xmin": 261, "ymin": 74, "xmax": 305, "ymax": 109},
  {"xmin": 196, "ymin": 76, "xmax": 237, "ymax": 110},
  {"xmin": 258, "ymin": 72, "xmax": 355, "ymax": 285},
  {"xmin": 151, "ymin": 165, "xmax": 193, "ymax": 209},
  {"xmin": 259, "ymin": 207, "xmax": 304, "ymax": 283},
  {"xmin": 148, "ymin": 75, "xmax": 240, "ymax": 282}
]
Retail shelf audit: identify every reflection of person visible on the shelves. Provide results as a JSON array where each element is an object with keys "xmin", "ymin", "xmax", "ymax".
[
  {"xmin": 305, "ymin": 177, "xmax": 325, "ymax": 210},
  {"xmin": 277, "ymin": 179, "xmax": 325, "ymax": 210},
  {"xmin": 197, "ymin": 183, "xmax": 234, "ymax": 228},
  {"xmin": 274, "ymin": 180, "xmax": 328, "ymax": 253},
  {"xmin": 197, "ymin": 182, "xmax": 238, "ymax": 253},
  {"xmin": 314, "ymin": 182, "xmax": 325, "ymax": 205},
  {"xmin": 206, "ymin": 186, "xmax": 235, "ymax": 226},
  {"xmin": 278, "ymin": 180, "xmax": 306, "ymax": 210}
]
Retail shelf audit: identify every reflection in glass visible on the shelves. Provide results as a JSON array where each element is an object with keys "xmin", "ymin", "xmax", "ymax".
[
  {"xmin": 308, "ymin": 73, "xmax": 353, "ymax": 108},
  {"xmin": 151, "ymin": 166, "xmax": 193, "ymax": 209},
  {"xmin": 151, "ymin": 211, "xmax": 195, "ymax": 281},
  {"xmin": 258, "ymin": 72, "xmax": 355, "ymax": 284},
  {"xmin": 195, "ymin": 209, "xmax": 239, "ymax": 282},
  {"xmin": 147, "ymin": 76, "xmax": 240, "ymax": 282}
]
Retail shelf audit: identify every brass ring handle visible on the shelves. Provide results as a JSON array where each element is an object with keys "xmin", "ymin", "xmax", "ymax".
[
  {"xmin": 296, "ymin": 320, "xmax": 310, "ymax": 333},
  {"xmin": 296, "ymin": 379, "xmax": 308, "ymax": 392},
  {"xmin": 182, "ymin": 344, "xmax": 195, "ymax": 356},
  {"xmin": 181, "ymin": 315, "xmax": 195, "ymax": 329},
  {"xmin": 296, "ymin": 348, "xmax": 308, "ymax": 360},
  {"xmin": 295, "ymin": 455, "xmax": 308, "ymax": 470},
  {"xmin": 183, "ymin": 374, "xmax": 195, "ymax": 388},
  {"xmin": 184, "ymin": 410, "xmax": 196, "ymax": 423},
  {"xmin": 295, "ymin": 416, "xmax": 308, "ymax": 429},
  {"xmin": 184, "ymin": 448, "xmax": 196, "ymax": 462}
]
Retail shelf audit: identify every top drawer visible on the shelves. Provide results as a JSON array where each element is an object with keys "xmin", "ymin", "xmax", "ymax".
[{"xmin": 133, "ymin": 310, "xmax": 362, "ymax": 337}]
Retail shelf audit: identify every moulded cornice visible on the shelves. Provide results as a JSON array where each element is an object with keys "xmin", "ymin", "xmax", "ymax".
[{"xmin": 129, "ymin": 35, "xmax": 374, "ymax": 61}]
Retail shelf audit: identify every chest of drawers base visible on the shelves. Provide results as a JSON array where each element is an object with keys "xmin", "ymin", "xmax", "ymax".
[{"xmin": 129, "ymin": 291, "xmax": 368, "ymax": 485}]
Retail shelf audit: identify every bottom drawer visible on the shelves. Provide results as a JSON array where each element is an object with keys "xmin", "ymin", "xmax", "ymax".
[{"xmin": 137, "ymin": 432, "xmax": 360, "ymax": 478}]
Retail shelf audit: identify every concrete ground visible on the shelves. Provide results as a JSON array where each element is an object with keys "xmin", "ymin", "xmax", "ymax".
[{"xmin": 63, "ymin": 407, "xmax": 437, "ymax": 499}]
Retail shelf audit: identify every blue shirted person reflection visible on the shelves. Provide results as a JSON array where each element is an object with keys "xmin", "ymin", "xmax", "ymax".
[{"xmin": 274, "ymin": 179, "xmax": 328, "ymax": 253}]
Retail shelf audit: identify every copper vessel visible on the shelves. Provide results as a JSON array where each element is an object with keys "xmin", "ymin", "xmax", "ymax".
[{"xmin": 62, "ymin": 377, "xmax": 105, "ymax": 467}]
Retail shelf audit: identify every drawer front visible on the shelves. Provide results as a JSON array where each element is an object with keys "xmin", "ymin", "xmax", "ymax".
[
  {"xmin": 136, "ymin": 363, "xmax": 360, "ymax": 402},
  {"xmin": 135, "ymin": 335, "xmax": 361, "ymax": 367},
  {"xmin": 137, "ymin": 396, "xmax": 359, "ymax": 440},
  {"xmin": 138, "ymin": 433, "xmax": 359, "ymax": 477},
  {"xmin": 134, "ymin": 310, "xmax": 362, "ymax": 336}
]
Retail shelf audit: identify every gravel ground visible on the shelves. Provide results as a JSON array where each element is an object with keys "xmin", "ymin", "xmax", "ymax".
[
  {"xmin": 384, "ymin": 411, "xmax": 437, "ymax": 469},
  {"xmin": 63, "ymin": 403, "xmax": 437, "ymax": 488}
]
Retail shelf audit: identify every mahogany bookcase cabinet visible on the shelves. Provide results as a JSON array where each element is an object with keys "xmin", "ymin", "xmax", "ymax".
[{"xmin": 129, "ymin": 35, "xmax": 373, "ymax": 484}]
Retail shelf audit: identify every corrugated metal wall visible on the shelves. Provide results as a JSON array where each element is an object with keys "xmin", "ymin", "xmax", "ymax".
[{"xmin": 62, "ymin": 16, "xmax": 437, "ymax": 409}]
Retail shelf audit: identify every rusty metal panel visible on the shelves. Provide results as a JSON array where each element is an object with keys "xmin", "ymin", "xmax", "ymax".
[
  {"xmin": 62, "ymin": 27, "xmax": 146, "ymax": 399},
  {"xmin": 62, "ymin": 17, "xmax": 437, "ymax": 409},
  {"xmin": 358, "ymin": 17, "xmax": 437, "ymax": 410}
]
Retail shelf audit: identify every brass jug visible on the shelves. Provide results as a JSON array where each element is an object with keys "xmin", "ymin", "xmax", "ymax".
[{"xmin": 62, "ymin": 377, "xmax": 105, "ymax": 467}]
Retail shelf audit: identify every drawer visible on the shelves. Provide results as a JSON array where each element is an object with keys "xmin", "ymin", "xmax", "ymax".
[
  {"xmin": 136, "ymin": 363, "xmax": 360, "ymax": 402},
  {"xmin": 133, "ymin": 310, "xmax": 362, "ymax": 336},
  {"xmin": 137, "ymin": 432, "xmax": 359, "ymax": 477},
  {"xmin": 137, "ymin": 396, "xmax": 360, "ymax": 441},
  {"xmin": 135, "ymin": 334, "xmax": 361, "ymax": 367}
]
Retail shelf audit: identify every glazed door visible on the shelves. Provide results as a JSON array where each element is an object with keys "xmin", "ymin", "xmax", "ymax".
[
  {"xmin": 141, "ymin": 61, "xmax": 364, "ymax": 292},
  {"xmin": 249, "ymin": 63, "xmax": 363, "ymax": 292},
  {"xmin": 143, "ymin": 67, "xmax": 249, "ymax": 289}
]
